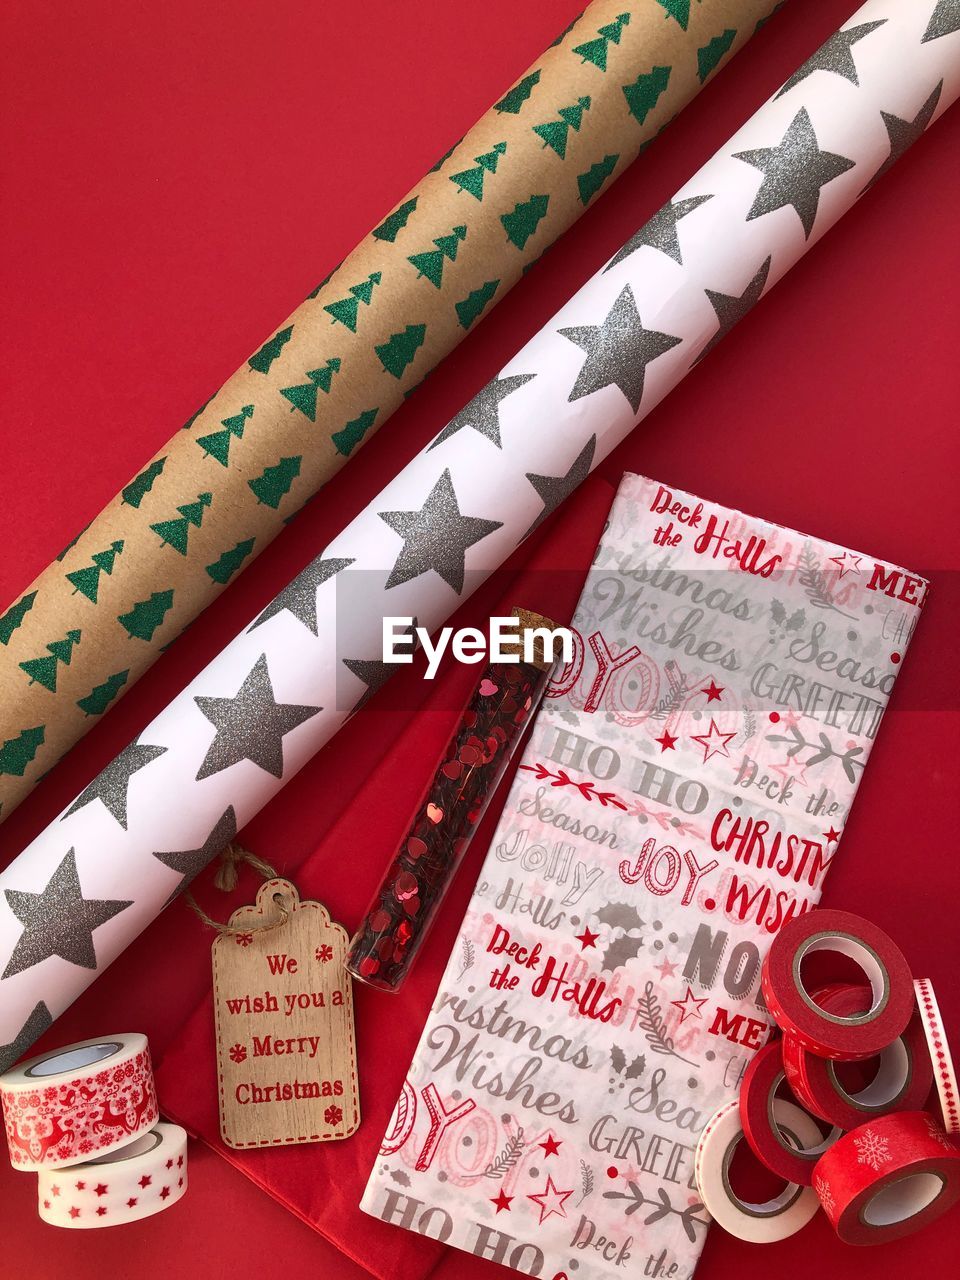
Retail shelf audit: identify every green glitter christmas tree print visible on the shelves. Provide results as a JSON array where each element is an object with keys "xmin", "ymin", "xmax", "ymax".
[
  {"xmin": 533, "ymin": 96, "xmax": 591, "ymax": 159},
  {"xmin": 19, "ymin": 629, "xmax": 81, "ymax": 692},
  {"xmin": 572, "ymin": 13, "xmax": 630, "ymax": 71},
  {"xmin": 577, "ymin": 153, "xmax": 619, "ymax": 205},
  {"xmin": 205, "ymin": 538, "xmax": 256, "ymax": 585},
  {"xmin": 455, "ymin": 280, "xmax": 499, "ymax": 330},
  {"xmin": 372, "ymin": 197, "xmax": 418, "ymax": 243},
  {"xmin": 0, "ymin": 592, "xmax": 37, "ymax": 645},
  {"xmin": 197, "ymin": 405, "xmax": 253, "ymax": 467},
  {"xmin": 248, "ymin": 457, "xmax": 302, "ymax": 508},
  {"xmin": 280, "ymin": 360, "xmax": 341, "ymax": 421},
  {"xmin": 121, "ymin": 457, "xmax": 166, "ymax": 509},
  {"xmin": 408, "ymin": 226, "xmax": 467, "ymax": 289},
  {"xmin": 697, "ymin": 29, "xmax": 736, "ymax": 82},
  {"xmin": 150, "ymin": 493, "xmax": 212, "ymax": 555},
  {"xmin": 118, "ymin": 590, "xmax": 174, "ymax": 641},
  {"xmin": 0, "ymin": 725, "xmax": 45, "ymax": 776},
  {"xmin": 76, "ymin": 670, "xmax": 129, "ymax": 716},
  {"xmin": 501, "ymin": 194, "xmax": 549, "ymax": 250},
  {"xmin": 248, "ymin": 326, "xmax": 293, "ymax": 374},
  {"xmin": 623, "ymin": 65, "xmax": 671, "ymax": 125},
  {"xmin": 656, "ymin": 0, "xmax": 694, "ymax": 29},
  {"xmin": 494, "ymin": 70, "xmax": 541, "ymax": 115},
  {"xmin": 324, "ymin": 272, "xmax": 381, "ymax": 331},
  {"xmin": 65, "ymin": 540, "xmax": 125, "ymax": 603},
  {"xmin": 376, "ymin": 325, "xmax": 426, "ymax": 378},
  {"xmin": 332, "ymin": 408, "xmax": 378, "ymax": 457},
  {"xmin": 449, "ymin": 143, "xmax": 507, "ymax": 201}
]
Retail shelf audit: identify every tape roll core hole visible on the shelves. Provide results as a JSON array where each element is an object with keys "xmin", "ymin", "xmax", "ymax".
[
  {"xmin": 861, "ymin": 1172, "xmax": 945, "ymax": 1227},
  {"xmin": 721, "ymin": 1131, "xmax": 804, "ymax": 1216},
  {"xmin": 25, "ymin": 1041, "xmax": 123, "ymax": 1077},
  {"xmin": 87, "ymin": 1129, "xmax": 163, "ymax": 1165},
  {"xmin": 828, "ymin": 1037, "xmax": 911, "ymax": 1109},
  {"xmin": 769, "ymin": 1072, "xmax": 839, "ymax": 1157},
  {"xmin": 795, "ymin": 935, "xmax": 888, "ymax": 1024}
]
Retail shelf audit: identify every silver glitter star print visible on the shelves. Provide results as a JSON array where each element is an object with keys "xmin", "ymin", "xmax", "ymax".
[{"xmin": 0, "ymin": 0, "xmax": 956, "ymax": 1067}]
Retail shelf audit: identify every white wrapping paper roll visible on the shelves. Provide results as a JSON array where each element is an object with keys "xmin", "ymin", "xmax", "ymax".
[
  {"xmin": 37, "ymin": 1122, "xmax": 188, "ymax": 1228},
  {"xmin": 0, "ymin": 0, "xmax": 957, "ymax": 1066},
  {"xmin": 0, "ymin": 1034, "xmax": 158, "ymax": 1170}
]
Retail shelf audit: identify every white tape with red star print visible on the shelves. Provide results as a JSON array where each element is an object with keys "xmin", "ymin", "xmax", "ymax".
[
  {"xmin": 914, "ymin": 978, "xmax": 960, "ymax": 1136},
  {"xmin": 0, "ymin": 1034, "xmax": 157, "ymax": 1171},
  {"xmin": 361, "ymin": 469, "xmax": 924, "ymax": 1277},
  {"xmin": 37, "ymin": 1123, "xmax": 187, "ymax": 1229}
]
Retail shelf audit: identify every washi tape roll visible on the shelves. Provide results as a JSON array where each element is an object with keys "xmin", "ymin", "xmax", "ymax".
[
  {"xmin": 915, "ymin": 979, "xmax": 960, "ymax": 1136},
  {"xmin": 740, "ymin": 1041, "xmax": 841, "ymax": 1186},
  {"xmin": 0, "ymin": 1034, "xmax": 157, "ymax": 1170},
  {"xmin": 695, "ymin": 1098, "xmax": 822, "ymax": 1242},
  {"xmin": 783, "ymin": 985, "xmax": 932, "ymax": 1131},
  {"xmin": 761, "ymin": 910, "xmax": 914, "ymax": 1061},
  {"xmin": 37, "ymin": 1123, "xmax": 187, "ymax": 1228},
  {"xmin": 813, "ymin": 1111, "xmax": 960, "ymax": 1245}
]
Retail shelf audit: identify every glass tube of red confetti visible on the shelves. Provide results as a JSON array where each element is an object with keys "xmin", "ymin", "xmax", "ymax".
[{"xmin": 345, "ymin": 608, "xmax": 557, "ymax": 992}]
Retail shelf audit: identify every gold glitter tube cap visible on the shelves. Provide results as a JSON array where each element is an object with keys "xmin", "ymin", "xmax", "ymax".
[{"xmin": 503, "ymin": 606, "xmax": 563, "ymax": 670}]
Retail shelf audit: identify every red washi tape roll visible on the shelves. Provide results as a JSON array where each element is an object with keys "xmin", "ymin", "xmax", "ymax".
[
  {"xmin": 0, "ymin": 1034, "xmax": 157, "ymax": 1171},
  {"xmin": 740, "ymin": 1040, "xmax": 840, "ymax": 1185},
  {"xmin": 783, "ymin": 985, "xmax": 932, "ymax": 1130},
  {"xmin": 914, "ymin": 978, "xmax": 959, "ymax": 1136},
  {"xmin": 814, "ymin": 1111, "xmax": 960, "ymax": 1244},
  {"xmin": 761, "ymin": 909, "xmax": 914, "ymax": 1060}
]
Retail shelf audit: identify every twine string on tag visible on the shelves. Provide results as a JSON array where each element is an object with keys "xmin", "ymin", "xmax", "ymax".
[{"xmin": 184, "ymin": 841, "xmax": 290, "ymax": 935}]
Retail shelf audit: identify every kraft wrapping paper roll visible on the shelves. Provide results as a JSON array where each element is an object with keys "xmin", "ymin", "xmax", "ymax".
[
  {"xmin": 0, "ymin": 0, "xmax": 785, "ymax": 819},
  {"xmin": 0, "ymin": 0, "xmax": 956, "ymax": 1069}
]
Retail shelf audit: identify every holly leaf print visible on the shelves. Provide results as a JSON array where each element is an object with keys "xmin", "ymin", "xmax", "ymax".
[{"xmin": 602, "ymin": 932, "xmax": 644, "ymax": 973}]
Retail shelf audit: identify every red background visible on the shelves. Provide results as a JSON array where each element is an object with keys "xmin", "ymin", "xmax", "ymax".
[{"xmin": 0, "ymin": 0, "xmax": 958, "ymax": 1277}]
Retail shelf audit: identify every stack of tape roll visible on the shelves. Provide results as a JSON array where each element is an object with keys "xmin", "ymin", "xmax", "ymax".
[
  {"xmin": 696, "ymin": 910, "xmax": 960, "ymax": 1247},
  {"xmin": 0, "ymin": 1033, "xmax": 187, "ymax": 1228}
]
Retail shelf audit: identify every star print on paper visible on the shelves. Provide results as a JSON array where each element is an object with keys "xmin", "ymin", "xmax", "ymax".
[
  {"xmin": 701, "ymin": 680, "xmax": 724, "ymax": 702},
  {"xmin": 559, "ymin": 285, "xmax": 682, "ymax": 414},
  {"xmin": 490, "ymin": 1189, "xmax": 513, "ymax": 1213},
  {"xmin": 922, "ymin": 0, "xmax": 960, "ymax": 43},
  {"xmin": 343, "ymin": 620, "xmax": 417, "ymax": 712},
  {"xmin": 152, "ymin": 806, "xmax": 237, "ymax": 898},
  {"xmin": 861, "ymin": 82, "xmax": 943, "ymax": 194},
  {"xmin": 538, "ymin": 1134, "xmax": 562, "ymax": 1157},
  {"xmin": 63, "ymin": 741, "xmax": 167, "ymax": 829},
  {"xmin": 829, "ymin": 550, "xmax": 863, "ymax": 578},
  {"xmin": 575, "ymin": 927, "xmax": 599, "ymax": 950},
  {"xmin": 527, "ymin": 1174, "xmax": 574, "ymax": 1225},
  {"xmin": 774, "ymin": 20, "xmax": 886, "ymax": 98},
  {"xmin": 159, "ymin": 1186, "xmax": 171, "ymax": 1200},
  {"xmin": 603, "ymin": 195, "xmax": 713, "ymax": 271},
  {"xmin": 94, "ymin": 1183, "xmax": 108, "ymax": 1197},
  {"xmin": 0, "ymin": 1000, "xmax": 52, "ymax": 1073},
  {"xmin": 655, "ymin": 958, "xmax": 678, "ymax": 979},
  {"xmin": 194, "ymin": 654, "xmax": 320, "ymax": 781},
  {"xmin": 379, "ymin": 470, "xmax": 502, "ymax": 594},
  {"xmin": 524, "ymin": 436, "xmax": 596, "ymax": 536},
  {"xmin": 690, "ymin": 718, "xmax": 736, "ymax": 762},
  {"xmin": 824, "ymin": 826, "xmax": 841, "ymax": 843},
  {"xmin": 96, "ymin": 1206, "xmax": 107, "ymax": 1216},
  {"xmin": 693, "ymin": 256, "xmax": 771, "ymax": 367},
  {"xmin": 733, "ymin": 108, "xmax": 855, "ymax": 239},
  {"xmin": 771, "ymin": 754, "xmax": 809, "ymax": 787},
  {"xmin": 655, "ymin": 730, "xmax": 678, "ymax": 752},
  {"xmin": 248, "ymin": 557, "xmax": 353, "ymax": 636},
  {"xmin": 75, "ymin": 1181, "xmax": 86, "ymax": 1191},
  {"xmin": 671, "ymin": 985, "xmax": 708, "ymax": 1024},
  {"xmin": 2, "ymin": 849, "xmax": 132, "ymax": 978},
  {"xmin": 138, "ymin": 1175, "xmax": 152, "ymax": 1189},
  {"xmin": 68, "ymin": 1206, "xmax": 81, "ymax": 1219},
  {"xmin": 428, "ymin": 374, "xmax": 535, "ymax": 451},
  {"xmin": 126, "ymin": 1197, "xmax": 138, "ymax": 1208}
]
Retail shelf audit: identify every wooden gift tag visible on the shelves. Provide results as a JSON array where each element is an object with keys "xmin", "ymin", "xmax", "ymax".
[{"xmin": 212, "ymin": 878, "xmax": 360, "ymax": 1149}]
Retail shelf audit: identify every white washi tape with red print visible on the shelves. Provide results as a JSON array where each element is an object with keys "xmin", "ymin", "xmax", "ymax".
[
  {"xmin": 0, "ymin": 1034, "xmax": 158, "ymax": 1171},
  {"xmin": 37, "ymin": 1123, "xmax": 187, "ymax": 1228},
  {"xmin": 914, "ymin": 979, "xmax": 959, "ymax": 1136},
  {"xmin": 695, "ymin": 1098, "xmax": 822, "ymax": 1242}
]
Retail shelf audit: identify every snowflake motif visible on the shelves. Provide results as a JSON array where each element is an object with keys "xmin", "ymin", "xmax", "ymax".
[
  {"xmin": 324, "ymin": 1104, "xmax": 343, "ymax": 1126},
  {"xmin": 315, "ymin": 944, "xmax": 334, "ymax": 963},
  {"xmin": 235, "ymin": 932, "xmax": 253, "ymax": 947},
  {"xmin": 853, "ymin": 1128, "xmax": 892, "ymax": 1171},
  {"xmin": 925, "ymin": 1118, "xmax": 954, "ymax": 1150},
  {"xmin": 814, "ymin": 1176, "xmax": 835, "ymax": 1214},
  {"xmin": 229, "ymin": 1043, "xmax": 247, "ymax": 1064}
]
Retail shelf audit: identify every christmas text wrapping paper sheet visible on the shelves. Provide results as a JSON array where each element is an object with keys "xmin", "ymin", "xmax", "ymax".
[
  {"xmin": 0, "ymin": 0, "xmax": 956, "ymax": 1070},
  {"xmin": 361, "ymin": 472, "xmax": 927, "ymax": 1278}
]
